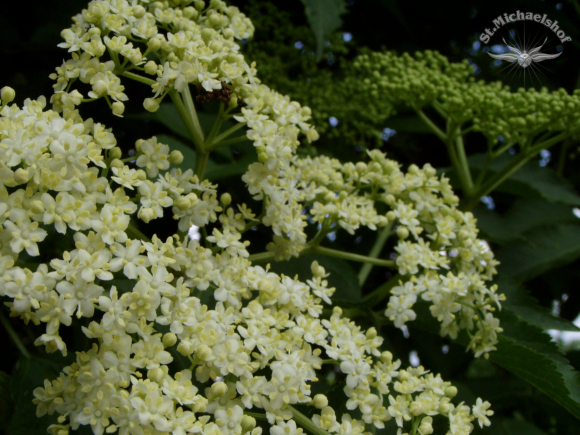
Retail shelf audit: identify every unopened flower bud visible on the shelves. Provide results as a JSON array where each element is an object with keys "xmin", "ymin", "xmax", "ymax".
[
  {"xmin": 30, "ymin": 200, "xmax": 45, "ymax": 215},
  {"xmin": 88, "ymin": 27, "xmax": 101, "ymax": 37},
  {"xmin": 112, "ymin": 101, "xmax": 125, "ymax": 116},
  {"xmin": 128, "ymin": 50, "xmax": 142, "ymax": 65},
  {"xmin": 196, "ymin": 344, "xmax": 212, "ymax": 361},
  {"xmin": 211, "ymin": 381, "xmax": 228, "ymax": 397},
  {"xmin": 223, "ymin": 28, "xmax": 234, "ymax": 39},
  {"xmin": 209, "ymin": 41, "xmax": 222, "ymax": 53},
  {"xmin": 183, "ymin": 7, "xmax": 198, "ymax": 19},
  {"xmin": 147, "ymin": 367, "xmax": 165, "ymax": 383},
  {"xmin": 144, "ymin": 61, "xmax": 158, "ymax": 75},
  {"xmin": 194, "ymin": 0, "xmax": 205, "ymax": 11},
  {"xmin": 1, "ymin": 86, "xmax": 16, "ymax": 104},
  {"xmin": 174, "ymin": 196, "xmax": 193, "ymax": 211},
  {"xmin": 169, "ymin": 150, "xmax": 184, "ymax": 164},
  {"xmin": 133, "ymin": 5, "xmax": 146, "ymax": 18},
  {"xmin": 68, "ymin": 90, "xmax": 83, "ymax": 105},
  {"xmin": 163, "ymin": 333, "xmax": 177, "ymax": 348},
  {"xmin": 147, "ymin": 38, "xmax": 161, "ymax": 52},
  {"xmin": 109, "ymin": 147, "xmax": 122, "ymax": 160},
  {"xmin": 355, "ymin": 162, "xmax": 367, "ymax": 173},
  {"xmin": 445, "ymin": 386, "xmax": 457, "ymax": 398},
  {"xmin": 386, "ymin": 210, "xmax": 397, "ymax": 221},
  {"xmin": 144, "ymin": 98, "xmax": 160, "ymax": 112},
  {"xmin": 398, "ymin": 370, "xmax": 410, "ymax": 382},
  {"xmin": 366, "ymin": 327, "xmax": 377, "ymax": 339},
  {"xmin": 220, "ymin": 193, "xmax": 232, "ymax": 206},
  {"xmin": 14, "ymin": 168, "xmax": 30, "ymax": 184},
  {"xmin": 311, "ymin": 261, "xmax": 325, "ymax": 277},
  {"xmin": 418, "ymin": 417, "xmax": 433, "ymax": 435},
  {"xmin": 312, "ymin": 394, "xmax": 328, "ymax": 409},
  {"xmin": 241, "ymin": 416, "xmax": 256, "ymax": 433},
  {"xmin": 110, "ymin": 159, "xmax": 124, "ymax": 169},
  {"xmin": 136, "ymin": 169, "xmax": 147, "ymax": 180},
  {"xmin": 397, "ymin": 226, "xmax": 409, "ymax": 239},
  {"xmin": 177, "ymin": 340, "xmax": 194, "ymax": 355},
  {"xmin": 201, "ymin": 28, "xmax": 213, "ymax": 42},
  {"xmin": 381, "ymin": 351, "xmax": 393, "ymax": 363}
]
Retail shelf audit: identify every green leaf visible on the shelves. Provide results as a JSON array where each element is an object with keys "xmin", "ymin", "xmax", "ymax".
[
  {"xmin": 469, "ymin": 154, "xmax": 580, "ymax": 205},
  {"xmin": 496, "ymin": 418, "xmax": 550, "ymax": 435},
  {"xmin": 268, "ymin": 253, "xmax": 362, "ymax": 302},
  {"xmin": 204, "ymin": 153, "xmax": 256, "ymax": 182},
  {"xmin": 473, "ymin": 199, "xmax": 578, "ymax": 243},
  {"xmin": 472, "ymin": 205, "xmax": 516, "ymax": 243},
  {"xmin": 499, "ymin": 278, "xmax": 580, "ymax": 332},
  {"xmin": 300, "ymin": 0, "xmax": 347, "ymax": 62},
  {"xmin": 10, "ymin": 354, "xmax": 70, "ymax": 435},
  {"xmin": 489, "ymin": 311, "xmax": 580, "ymax": 421},
  {"xmin": 411, "ymin": 302, "xmax": 580, "ymax": 421},
  {"xmin": 495, "ymin": 224, "xmax": 580, "ymax": 281},
  {"xmin": 131, "ymin": 103, "xmax": 191, "ymax": 141}
]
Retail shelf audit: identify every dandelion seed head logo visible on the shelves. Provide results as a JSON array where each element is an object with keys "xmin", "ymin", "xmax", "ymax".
[{"xmin": 478, "ymin": 11, "xmax": 570, "ymax": 85}]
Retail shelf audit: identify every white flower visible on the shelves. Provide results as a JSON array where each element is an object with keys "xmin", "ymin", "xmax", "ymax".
[
  {"xmin": 472, "ymin": 398, "xmax": 493, "ymax": 428},
  {"xmin": 4, "ymin": 217, "xmax": 47, "ymax": 256}
]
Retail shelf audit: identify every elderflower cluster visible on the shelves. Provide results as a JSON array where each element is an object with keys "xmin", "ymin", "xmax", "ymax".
[
  {"xmin": 50, "ymin": 0, "xmax": 255, "ymax": 116},
  {"xmin": 0, "ymin": 95, "xmax": 493, "ymax": 435},
  {"xmin": 0, "ymin": 1, "xmax": 499, "ymax": 435}
]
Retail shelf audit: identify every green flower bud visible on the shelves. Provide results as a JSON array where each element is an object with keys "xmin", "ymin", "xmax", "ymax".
[
  {"xmin": 144, "ymin": 98, "xmax": 160, "ymax": 112},
  {"xmin": 169, "ymin": 150, "xmax": 184, "ymax": 164},
  {"xmin": 220, "ymin": 192, "xmax": 232, "ymax": 206},
  {"xmin": 111, "ymin": 101, "xmax": 125, "ymax": 116},
  {"xmin": 147, "ymin": 38, "xmax": 161, "ymax": 52},
  {"xmin": 312, "ymin": 394, "xmax": 328, "ymax": 409},
  {"xmin": 162, "ymin": 333, "xmax": 177, "ymax": 348},
  {"xmin": 241, "ymin": 416, "xmax": 256, "ymax": 433},
  {"xmin": 1, "ymin": 86, "xmax": 16, "ymax": 104}
]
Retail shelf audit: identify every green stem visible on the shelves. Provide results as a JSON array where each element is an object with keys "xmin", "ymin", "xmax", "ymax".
[
  {"xmin": 431, "ymin": 100, "xmax": 448, "ymax": 118},
  {"xmin": 454, "ymin": 133, "xmax": 474, "ymax": 195},
  {"xmin": 464, "ymin": 131, "xmax": 569, "ymax": 211},
  {"xmin": 527, "ymin": 131, "xmax": 569, "ymax": 155},
  {"xmin": 195, "ymin": 151, "xmax": 210, "ymax": 180},
  {"xmin": 121, "ymin": 71, "xmax": 156, "ymax": 86},
  {"xmin": 245, "ymin": 412, "xmax": 268, "ymax": 421},
  {"xmin": 362, "ymin": 273, "xmax": 403, "ymax": 305},
  {"xmin": 322, "ymin": 359, "xmax": 341, "ymax": 366},
  {"xmin": 205, "ymin": 102, "xmax": 225, "ymax": 145},
  {"xmin": 443, "ymin": 123, "xmax": 470, "ymax": 194},
  {"xmin": 557, "ymin": 139, "xmax": 572, "ymax": 176},
  {"xmin": 358, "ymin": 222, "xmax": 394, "ymax": 286},
  {"xmin": 473, "ymin": 152, "xmax": 493, "ymax": 191},
  {"xmin": 288, "ymin": 405, "xmax": 333, "ymax": 435},
  {"xmin": 307, "ymin": 246, "xmax": 396, "ymax": 268},
  {"xmin": 183, "ymin": 85, "xmax": 204, "ymax": 142},
  {"xmin": 492, "ymin": 140, "xmax": 516, "ymax": 158},
  {"xmin": 415, "ymin": 107, "xmax": 446, "ymax": 142},
  {"xmin": 210, "ymin": 135, "xmax": 249, "ymax": 150},
  {"xmin": 249, "ymin": 251, "xmax": 275, "ymax": 264},
  {"xmin": 168, "ymin": 89, "xmax": 205, "ymax": 152},
  {"xmin": 0, "ymin": 309, "xmax": 31, "ymax": 359},
  {"xmin": 210, "ymin": 122, "xmax": 246, "ymax": 147}
]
